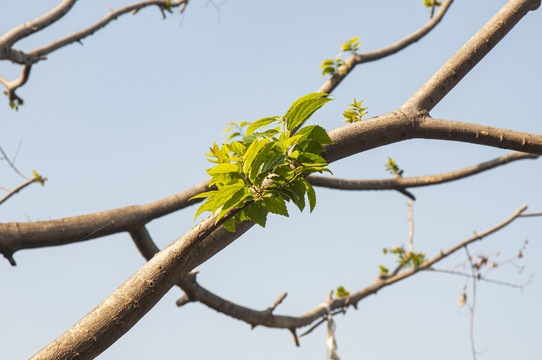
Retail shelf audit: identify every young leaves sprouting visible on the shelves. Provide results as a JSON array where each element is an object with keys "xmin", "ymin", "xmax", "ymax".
[
  {"xmin": 384, "ymin": 157, "xmax": 401, "ymax": 175},
  {"xmin": 193, "ymin": 93, "xmax": 334, "ymax": 231},
  {"xmin": 320, "ymin": 37, "xmax": 361, "ymax": 77},
  {"xmin": 343, "ymin": 98, "xmax": 368, "ymax": 124}
]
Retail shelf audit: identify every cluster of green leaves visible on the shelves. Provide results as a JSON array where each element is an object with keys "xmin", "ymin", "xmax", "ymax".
[
  {"xmin": 379, "ymin": 246, "xmax": 427, "ymax": 276},
  {"xmin": 320, "ymin": 37, "xmax": 361, "ymax": 77},
  {"xmin": 423, "ymin": 0, "xmax": 442, "ymax": 8},
  {"xmin": 335, "ymin": 286, "xmax": 350, "ymax": 298},
  {"xmin": 342, "ymin": 98, "xmax": 368, "ymax": 124},
  {"xmin": 192, "ymin": 93, "xmax": 334, "ymax": 232},
  {"xmin": 384, "ymin": 157, "xmax": 401, "ymax": 175},
  {"xmin": 3, "ymin": 91, "xmax": 23, "ymax": 111}
]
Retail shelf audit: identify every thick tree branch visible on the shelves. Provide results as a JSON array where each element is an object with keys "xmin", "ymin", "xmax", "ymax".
[
  {"xmin": 31, "ymin": 211, "xmax": 253, "ymax": 360},
  {"xmin": 0, "ymin": 179, "xmax": 210, "ymax": 261},
  {"xmin": 402, "ymin": 0, "xmax": 541, "ymax": 112},
  {"xmin": 308, "ymin": 152, "xmax": 538, "ymax": 193},
  {"xmin": 323, "ymin": 113, "xmax": 542, "ymax": 164},
  {"xmin": 5, "ymin": 115, "xmax": 540, "ymax": 262},
  {"xmin": 318, "ymin": 0, "xmax": 453, "ymax": 94}
]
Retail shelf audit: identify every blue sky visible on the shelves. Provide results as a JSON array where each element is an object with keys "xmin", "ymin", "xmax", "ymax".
[{"xmin": 1, "ymin": 1, "xmax": 541, "ymax": 359}]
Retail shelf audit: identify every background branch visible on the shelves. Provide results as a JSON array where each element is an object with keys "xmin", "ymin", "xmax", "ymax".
[
  {"xmin": 308, "ymin": 152, "xmax": 538, "ymax": 193},
  {"xmin": 318, "ymin": 0, "xmax": 453, "ymax": 94},
  {"xmin": 171, "ymin": 206, "xmax": 532, "ymax": 335}
]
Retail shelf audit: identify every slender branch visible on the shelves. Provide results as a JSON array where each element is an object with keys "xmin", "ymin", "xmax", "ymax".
[
  {"xmin": 318, "ymin": 0, "xmax": 454, "ymax": 94},
  {"xmin": 429, "ymin": 268, "xmax": 531, "ymax": 289},
  {"xmin": 168, "ymin": 206, "xmax": 531, "ymax": 332},
  {"xmin": 519, "ymin": 212, "xmax": 542, "ymax": 217},
  {"xmin": 407, "ymin": 201, "xmax": 414, "ymax": 252},
  {"xmin": 0, "ymin": 144, "xmax": 31, "ymax": 179},
  {"xmin": 0, "ymin": 1, "xmax": 189, "ymax": 100},
  {"xmin": 0, "ymin": 178, "xmax": 37, "ymax": 207},
  {"xmin": 308, "ymin": 152, "xmax": 538, "ymax": 192},
  {"xmin": 28, "ymin": 1, "xmax": 189, "ymax": 59},
  {"xmin": 0, "ymin": 65, "xmax": 31, "ymax": 104},
  {"xmin": 0, "ymin": 0, "xmax": 76, "ymax": 50},
  {"xmin": 464, "ymin": 246, "xmax": 478, "ymax": 360}
]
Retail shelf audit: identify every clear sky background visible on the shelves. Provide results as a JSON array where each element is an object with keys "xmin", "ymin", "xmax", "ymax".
[{"xmin": 1, "ymin": 1, "xmax": 541, "ymax": 359}]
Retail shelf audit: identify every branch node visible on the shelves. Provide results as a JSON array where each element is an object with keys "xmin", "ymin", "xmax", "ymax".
[{"xmin": 266, "ymin": 292, "xmax": 287, "ymax": 314}]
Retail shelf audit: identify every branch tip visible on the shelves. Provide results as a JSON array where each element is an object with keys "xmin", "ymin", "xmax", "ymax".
[{"xmin": 289, "ymin": 328, "xmax": 300, "ymax": 347}]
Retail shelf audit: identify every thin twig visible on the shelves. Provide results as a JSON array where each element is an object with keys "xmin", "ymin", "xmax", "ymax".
[
  {"xmin": 267, "ymin": 293, "xmax": 288, "ymax": 313},
  {"xmin": 464, "ymin": 246, "xmax": 478, "ymax": 360},
  {"xmin": 308, "ymin": 152, "xmax": 538, "ymax": 192},
  {"xmin": 519, "ymin": 212, "xmax": 542, "ymax": 217},
  {"xmin": 0, "ymin": 144, "xmax": 30, "ymax": 179},
  {"xmin": 407, "ymin": 200, "xmax": 414, "ymax": 252},
  {"xmin": 428, "ymin": 268, "xmax": 531, "ymax": 289}
]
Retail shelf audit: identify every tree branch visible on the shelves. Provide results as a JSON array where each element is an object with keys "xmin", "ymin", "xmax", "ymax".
[
  {"xmin": 0, "ymin": 1, "xmax": 189, "ymax": 101},
  {"xmin": 323, "ymin": 113, "xmax": 542, "ymax": 165},
  {"xmin": 308, "ymin": 152, "xmax": 538, "ymax": 193},
  {"xmin": 0, "ymin": 65, "xmax": 31, "ymax": 105},
  {"xmin": 0, "ymin": 178, "xmax": 38, "ymax": 207},
  {"xmin": 0, "ymin": 179, "xmax": 211, "ymax": 262},
  {"xmin": 0, "ymin": 0, "xmax": 76, "ymax": 51},
  {"xmin": 171, "ymin": 206, "xmax": 531, "ymax": 333},
  {"xmin": 318, "ymin": 0, "xmax": 454, "ymax": 94},
  {"xmin": 402, "ymin": 0, "xmax": 541, "ymax": 112},
  {"xmin": 28, "ymin": 1, "xmax": 189, "ymax": 59},
  {"xmin": 31, "ymin": 209, "xmax": 253, "ymax": 360}
]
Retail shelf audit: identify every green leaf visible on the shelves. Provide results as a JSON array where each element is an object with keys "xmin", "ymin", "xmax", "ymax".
[
  {"xmin": 223, "ymin": 218, "xmax": 236, "ymax": 232},
  {"xmin": 225, "ymin": 132, "xmax": 241, "ymax": 142},
  {"xmin": 243, "ymin": 139, "xmax": 269, "ymax": 175},
  {"xmin": 217, "ymin": 186, "xmax": 250, "ymax": 222},
  {"xmin": 295, "ymin": 125, "xmax": 333, "ymax": 145},
  {"xmin": 301, "ymin": 178, "xmax": 316, "ymax": 212},
  {"xmin": 284, "ymin": 93, "xmax": 331, "ymax": 130},
  {"xmin": 189, "ymin": 190, "xmax": 218, "ymax": 201},
  {"xmin": 294, "ymin": 139, "xmax": 325, "ymax": 155},
  {"xmin": 320, "ymin": 59, "xmax": 334, "ymax": 67},
  {"xmin": 213, "ymin": 181, "xmax": 245, "ymax": 209},
  {"xmin": 207, "ymin": 163, "xmax": 239, "ymax": 175},
  {"xmin": 322, "ymin": 67, "xmax": 335, "ymax": 76},
  {"xmin": 244, "ymin": 202, "xmax": 268, "ymax": 227},
  {"xmin": 246, "ymin": 116, "xmax": 278, "ymax": 136},
  {"xmin": 229, "ymin": 141, "xmax": 246, "ymax": 156},
  {"xmin": 263, "ymin": 196, "xmax": 289, "ymax": 217},
  {"xmin": 193, "ymin": 197, "xmax": 215, "ymax": 220},
  {"xmin": 289, "ymin": 180, "xmax": 306, "ymax": 212},
  {"xmin": 249, "ymin": 141, "xmax": 276, "ymax": 181},
  {"xmin": 259, "ymin": 154, "xmax": 286, "ymax": 174},
  {"xmin": 284, "ymin": 93, "xmax": 332, "ymax": 131}
]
